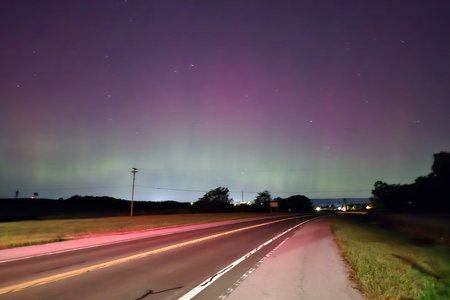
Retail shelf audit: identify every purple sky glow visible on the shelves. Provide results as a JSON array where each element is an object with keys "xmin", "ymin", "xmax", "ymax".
[{"xmin": 1, "ymin": 1, "xmax": 449, "ymax": 201}]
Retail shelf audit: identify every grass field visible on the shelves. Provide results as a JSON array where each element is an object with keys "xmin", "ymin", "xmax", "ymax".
[
  {"xmin": 331, "ymin": 213, "xmax": 450, "ymax": 299},
  {"xmin": 0, "ymin": 212, "xmax": 269, "ymax": 249}
]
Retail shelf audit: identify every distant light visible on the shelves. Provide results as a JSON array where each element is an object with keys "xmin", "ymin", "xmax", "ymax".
[
  {"xmin": 365, "ymin": 205, "xmax": 372, "ymax": 210},
  {"xmin": 315, "ymin": 206, "xmax": 321, "ymax": 211},
  {"xmin": 337, "ymin": 207, "xmax": 342, "ymax": 210},
  {"xmin": 190, "ymin": 202, "xmax": 194, "ymax": 206}
]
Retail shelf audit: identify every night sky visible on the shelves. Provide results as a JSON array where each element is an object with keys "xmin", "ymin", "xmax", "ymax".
[{"xmin": 1, "ymin": 1, "xmax": 449, "ymax": 202}]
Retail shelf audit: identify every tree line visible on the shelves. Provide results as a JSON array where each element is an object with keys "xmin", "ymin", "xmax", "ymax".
[
  {"xmin": 1, "ymin": 188, "xmax": 313, "ymax": 221},
  {"xmin": 0, "ymin": 196, "xmax": 192, "ymax": 221},
  {"xmin": 192, "ymin": 187, "xmax": 312, "ymax": 213},
  {"xmin": 371, "ymin": 152, "xmax": 450, "ymax": 212}
]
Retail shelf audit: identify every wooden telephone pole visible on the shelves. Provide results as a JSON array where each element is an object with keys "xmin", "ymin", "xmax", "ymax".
[{"xmin": 130, "ymin": 168, "xmax": 138, "ymax": 217}]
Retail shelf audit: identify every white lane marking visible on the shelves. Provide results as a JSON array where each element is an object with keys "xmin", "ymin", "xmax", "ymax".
[
  {"xmin": 0, "ymin": 215, "xmax": 306, "ymax": 264},
  {"xmin": 178, "ymin": 217, "xmax": 318, "ymax": 300},
  {"xmin": 218, "ymin": 236, "xmax": 290, "ymax": 299},
  {"xmin": 0, "ymin": 215, "xmax": 310, "ymax": 295}
]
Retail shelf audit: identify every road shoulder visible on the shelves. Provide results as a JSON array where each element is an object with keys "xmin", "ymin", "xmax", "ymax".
[{"xmin": 226, "ymin": 217, "xmax": 364, "ymax": 300}]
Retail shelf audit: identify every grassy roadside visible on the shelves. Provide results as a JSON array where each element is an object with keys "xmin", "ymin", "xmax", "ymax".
[
  {"xmin": 0, "ymin": 212, "xmax": 269, "ymax": 249},
  {"xmin": 331, "ymin": 213, "xmax": 450, "ymax": 299}
]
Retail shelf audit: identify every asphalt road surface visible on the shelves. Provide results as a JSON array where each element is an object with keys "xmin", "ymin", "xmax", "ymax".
[{"xmin": 0, "ymin": 214, "xmax": 317, "ymax": 300}]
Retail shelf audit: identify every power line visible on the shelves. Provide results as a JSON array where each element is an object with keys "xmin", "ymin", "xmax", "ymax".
[
  {"xmin": 136, "ymin": 185, "xmax": 209, "ymax": 193},
  {"xmin": 135, "ymin": 185, "xmax": 370, "ymax": 195},
  {"xmin": 11, "ymin": 183, "xmax": 371, "ymax": 199},
  {"xmin": 16, "ymin": 186, "xmax": 129, "ymax": 192}
]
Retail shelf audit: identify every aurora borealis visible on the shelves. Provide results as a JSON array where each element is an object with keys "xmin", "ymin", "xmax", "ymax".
[{"xmin": 1, "ymin": 1, "xmax": 449, "ymax": 202}]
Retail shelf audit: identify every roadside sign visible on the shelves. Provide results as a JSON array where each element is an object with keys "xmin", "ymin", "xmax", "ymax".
[{"xmin": 270, "ymin": 201, "xmax": 278, "ymax": 213}]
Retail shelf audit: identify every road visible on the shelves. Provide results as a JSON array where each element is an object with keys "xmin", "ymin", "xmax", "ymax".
[{"xmin": 0, "ymin": 214, "xmax": 317, "ymax": 300}]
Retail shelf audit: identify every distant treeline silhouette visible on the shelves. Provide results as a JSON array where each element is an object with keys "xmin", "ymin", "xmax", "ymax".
[
  {"xmin": 371, "ymin": 152, "xmax": 450, "ymax": 212},
  {"xmin": 0, "ymin": 196, "xmax": 191, "ymax": 221},
  {"xmin": 191, "ymin": 187, "xmax": 312, "ymax": 213},
  {"xmin": 1, "ymin": 187, "xmax": 313, "ymax": 220}
]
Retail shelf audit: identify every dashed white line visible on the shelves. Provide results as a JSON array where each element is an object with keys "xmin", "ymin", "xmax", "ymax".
[{"xmin": 178, "ymin": 217, "xmax": 318, "ymax": 300}]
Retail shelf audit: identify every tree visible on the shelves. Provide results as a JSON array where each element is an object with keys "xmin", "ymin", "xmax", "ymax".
[
  {"xmin": 431, "ymin": 152, "xmax": 450, "ymax": 179},
  {"xmin": 371, "ymin": 181, "xmax": 413, "ymax": 210},
  {"xmin": 278, "ymin": 195, "xmax": 312, "ymax": 212},
  {"xmin": 430, "ymin": 152, "xmax": 450, "ymax": 211},
  {"xmin": 370, "ymin": 152, "xmax": 450, "ymax": 212},
  {"xmin": 370, "ymin": 181, "xmax": 390, "ymax": 208},
  {"xmin": 193, "ymin": 187, "xmax": 234, "ymax": 212},
  {"xmin": 253, "ymin": 190, "xmax": 272, "ymax": 210}
]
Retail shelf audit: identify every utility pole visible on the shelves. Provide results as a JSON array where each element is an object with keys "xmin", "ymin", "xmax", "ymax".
[{"xmin": 130, "ymin": 167, "xmax": 138, "ymax": 217}]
